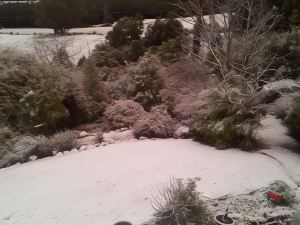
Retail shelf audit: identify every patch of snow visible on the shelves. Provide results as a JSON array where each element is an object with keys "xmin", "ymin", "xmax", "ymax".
[
  {"xmin": 79, "ymin": 131, "xmax": 89, "ymax": 138},
  {"xmin": 0, "ymin": 139, "xmax": 299, "ymax": 225},
  {"xmin": 174, "ymin": 125, "xmax": 190, "ymax": 139},
  {"xmin": 258, "ymin": 116, "xmax": 299, "ymax": 149},
  {"xmin": 263, "ymin": 79, "xmax": 300, "ymax": 92},
  {"xmin": 28, "ymin": 155, "xmax": 38, "ymax": 162},
  {"xmin": 79, "ymin": 145, "xmax": 87, "ymax": 151}
]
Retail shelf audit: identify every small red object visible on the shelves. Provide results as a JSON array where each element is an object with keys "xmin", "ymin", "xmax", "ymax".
[{"xmin": 268, "ymin": 191, "xmax": 282, "ymax": 203}]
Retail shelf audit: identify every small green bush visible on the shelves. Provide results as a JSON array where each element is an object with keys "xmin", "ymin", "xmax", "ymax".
[
  {"xmin": 133, "ymin": 105, "xmax": 176, "ymax": 138},
  {"xmin": 284, "ymin": 93, "xmax": 300, "ymax": 141},
  {"xmin": 104, "ymin": 100, "xmax": 147, "ymax": 129},
  {"xmin": 152, "ymin": 179, "xmax": 214, "ymax": 225},
  {"xmin": 106, "ymin": 16, "xmax": 144, "ymax": 48},
  {"xmin": 36, "ymin": 130, "xmax": 78, "ymax": 158},
  {"xmin": 158, "ymin": 37, "xmax": 185, "ymax": 62},
  {"xmin": 128, "ymin": 63, "xmax": 164, "ymax": 110},
  {"xmin": 191, "ymin": 104, "xmax": 264, "ymax": 150},
  {"xmin": 90, "ymin": 44, "xmax": 125, "ymax": 68},
  {"xmin": 145, "ymin": 17, "xmax": 183, "ymax": 47},
  {"xmin": 77, "ymin": 55, "xmax": 87, "ymax": 67},
  {"xmin": 52, "ymin": 47, "xmax": 72, "ymax": 67}
]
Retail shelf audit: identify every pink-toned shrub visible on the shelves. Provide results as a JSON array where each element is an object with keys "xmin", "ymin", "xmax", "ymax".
[
  {"xmin": 133, "ymin": 105, "xmax": 176, "ymax": 138},
  {"xmin": 104, "ymin": 100, "xmax": 147, "ymax": 129}
]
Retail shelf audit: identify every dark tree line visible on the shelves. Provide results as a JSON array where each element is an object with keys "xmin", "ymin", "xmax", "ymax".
[
  {"xmin": 0, "ymin": 0, "xmax": 177, "ymax": 28},
  {"xmin": 0, "ymin": 0, "xmax": 298, "ymax": 30}
]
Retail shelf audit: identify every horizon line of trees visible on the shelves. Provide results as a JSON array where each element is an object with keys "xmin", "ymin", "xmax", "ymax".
[{"xmin": 0, "ymin": 0, "xmax": 178, "ymax": 28}]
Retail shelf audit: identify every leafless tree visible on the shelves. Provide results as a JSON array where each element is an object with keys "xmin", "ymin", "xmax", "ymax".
[
  {"xmin": 33, "ymin": 35, "xmax": 82, "ymax": 67},
  {"xmin": 177, "ymin": 0, "xmax": 283, "ymax": 108}
]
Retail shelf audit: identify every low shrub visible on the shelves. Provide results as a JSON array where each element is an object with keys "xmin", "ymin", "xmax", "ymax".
[
  {"xmin": 104, "ymin": 100, "xmax": 147, "ymax": 129},
  {"xmin": 144, "ymin": 17, "xmax": 183, "ymax": 47},
  {"xmin": 191, "ymin": 103, "xmax": 264, "ymax": 151},
  {"xmin": 90, "ymin": 44, "xmax": 125, "ymax": 68},
  {"xmin": 284, "ymin": 93, "xmax": 300, "ymax": 141},
  {"xmin": 152, "ymin": 179, "xmax": 214, "ymax": 225},
  {"xmin": 36, "ymin": 130, "xmax": 78, "ymax": 158},
  {"xmin": 158, "ymin": 37, "xmax": 185, "ymax": 62},
  {"xmin": 0, "ymin": 134, "xmax": 45, "ymax": 168},
  {"xmin": 128, "ymin": 63, "xmax": 164, "ymax": 111},
  {"xmin": 133, "ymin": 105, "xmax": 176, "ymax": 138},
  {"xmin": 106, "ymin": 16, "xmax": 144, "ymax": 48}
]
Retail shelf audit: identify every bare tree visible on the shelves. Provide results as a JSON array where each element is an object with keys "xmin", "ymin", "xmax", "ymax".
[
  {"xmin": 178, "ymin": 0, "xmax": 282, "ymax": 107},
  {"xmin": 33, "ymin": 36, "xmax": 83, "ymax": 67}
]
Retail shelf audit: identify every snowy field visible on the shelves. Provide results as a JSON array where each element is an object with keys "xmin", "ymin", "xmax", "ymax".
[
  {"xmin": 0, "ymin": 136, "xmax": 299, "ymax": 225},
  {"xmin": 0, "ymin": 15, "xmax": 225, "ymax": 64}
]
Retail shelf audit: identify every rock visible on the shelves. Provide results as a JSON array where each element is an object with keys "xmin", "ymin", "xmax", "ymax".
[
  {"xmin": 79, "ymin": 131, "xmax": 89, "ymax": 138},
  {"xmin": 128, "ymin": 139, "xmax": 138, "ymax": 142},
  {"xmin": 174, "ymin": 126, "xmax": 190, "ymax": 139},
  {"xmin": 101, "ymin": 142, "xmax": 108, "ymax": 146},
  {"xmin": 63, "ymin": 151, "xmax": 70, "ymax": 155},
  {"xmin": 52, "ymin": 151, "xmax": 58, "ymax": 155},
  {"xmin": 79, "ymin": 145, "xmax": 87, "ymax": 151},
  {"xmin": 120, "ymin": 127, "xmax": 129, "ymax": 132},
  {"xmin": 76, "ymin": 135, "xmax": 100, "ymax": 148},
  {"xmin": 28, "ymin": 155, "xmax": 38, "ymax": 161},
  {"xmin": 103, "ymin": 130, "xmax": 135, "ymax": 144},
  {"xmin": 70, "ymin": 149, "xmax": 79, "ymax": 153},
  {"xmin": 86, "ymin": 144, "xmax": 95, "ymax": 150},
  {"xmin": 55, "ymin": 152, "xmax": 63, "ymax": 157},
  {"xmin": 139, "ymin": 136, "xmax": 147, "ymax": 140}
]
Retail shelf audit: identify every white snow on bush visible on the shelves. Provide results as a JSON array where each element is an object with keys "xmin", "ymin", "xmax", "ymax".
[{"xmin": 0, "ymin": 139, "xmax": 299, "ymax": 225}]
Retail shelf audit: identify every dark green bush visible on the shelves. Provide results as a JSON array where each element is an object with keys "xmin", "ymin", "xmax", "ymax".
[
  {"xmin": 122, "ymin": 40, "xmax": 146, "ymax": 62},
  {"xmin": 191, "ymin": 104, "xmax": 264, "ymax": 150},
  {"xmin": 267, "ymin": 31, "xmax": 300, "ymax": 79},
  {"xmin": 144, "ymin": 17, "xmax": 183, "ymax": 47},
  {"xmin": 284, "ymin": 93, "xmax": 300, "ymax": 141},
  {"xmin": 158, "ymin": 37, "xmax": 185, "ymax": 62},
  {"xmin": 90, "ymin": 44, "xmax": 125, "ymax": 68},
  {"xmin": 106, "ymin": 16, "xmax": 144, "ymax": 48},
  {"xmin": 128, "ymin": 63, "xmax": 164, "ymax": 111}
]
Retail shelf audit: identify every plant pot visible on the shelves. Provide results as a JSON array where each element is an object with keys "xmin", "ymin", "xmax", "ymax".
[
  {"xmin": 214, "ymin": 214, "xmax": 235, "ymax": 225},
  {"xmin": 113, "ymin": 221, "xmax": 132, "ymax": 225}
]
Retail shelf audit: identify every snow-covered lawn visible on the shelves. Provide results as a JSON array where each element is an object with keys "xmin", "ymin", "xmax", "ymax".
[
  {"xmin": 0, "ymin": 34, "xmax": 105, "ymax": 64},
  {"xmin": 0, "ymin": 15, "xmax": 224, "ymax": 64},
  {"xmin": 0, "ymin": 139, "xmax": 299, "ymax": 225}
]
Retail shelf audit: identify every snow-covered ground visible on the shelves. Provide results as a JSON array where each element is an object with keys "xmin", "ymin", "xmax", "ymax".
[
  {"xmin": 0, "ymin": 34, "xmax": 105, "ymax": 64},
  {"xmin": 0, "ymin": 138, "xmax": 299, "ymax": 225},
  {"xmin": 0, "ymin": 15, "xmax": 224, "ymax": 64}
]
